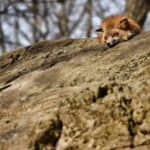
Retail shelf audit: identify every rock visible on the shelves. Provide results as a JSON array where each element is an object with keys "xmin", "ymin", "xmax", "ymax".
[{"xmin": 0, "ymin": 32, "xmax": 150, "ymax": 149}]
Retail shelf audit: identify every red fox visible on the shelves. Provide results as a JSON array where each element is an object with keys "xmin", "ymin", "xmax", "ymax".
[{"xmin": 96, "ymin": 15, "xmax": 141, "ymax": 47}]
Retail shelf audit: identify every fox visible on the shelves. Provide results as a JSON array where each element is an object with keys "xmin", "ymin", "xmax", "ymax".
[{"xmin": 96, "ymin": 15, "xmax": 141, "ymax": 47}]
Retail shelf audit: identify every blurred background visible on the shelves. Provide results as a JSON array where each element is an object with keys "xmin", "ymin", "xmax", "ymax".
[{"xmin": 0, "ymin": 0, "xmax": 150, "ymax": 54}]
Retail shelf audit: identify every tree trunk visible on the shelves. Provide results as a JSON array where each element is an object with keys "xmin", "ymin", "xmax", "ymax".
[
  {"xmin": 125, "ymin": 0, "xmax": 150, "ymax": 28},
  {"xmin": 85, "ymin": 0, "xmax": 92, "ymax": 38},
  {"xmin": 32, "ymin": 0, "xmax": 39, "ymax": 42},
  {"xmin": 58, "ymin": 0, "xmax": 69, "ymax": 39},
  {"xmin": 0, "ymin": 16, "xmax": 6, "ymax": 53}
]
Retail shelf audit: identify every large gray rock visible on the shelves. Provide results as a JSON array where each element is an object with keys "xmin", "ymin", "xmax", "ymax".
[{"xmin": 0, "ymin": 32, "xmax": 150, "ymax": 150}]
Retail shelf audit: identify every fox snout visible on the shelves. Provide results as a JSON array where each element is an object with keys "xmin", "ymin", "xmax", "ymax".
[
  {"xmin": 105, "ymin": 35, "xmax": 120, "ymax": 47},
  {"xmin": 106, "ymin": 37, "xmax": 119, "ymax": 47},
  {"xmin": 106, "ymin": 41, "xmax": 117, "ymax": 47}
]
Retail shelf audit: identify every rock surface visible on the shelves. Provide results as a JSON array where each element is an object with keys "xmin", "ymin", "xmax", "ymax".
[{"xmin": 0, "ymin": 32, "xmax": 150, "ymax": 150}]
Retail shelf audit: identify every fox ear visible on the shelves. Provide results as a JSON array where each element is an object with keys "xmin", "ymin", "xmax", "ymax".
[
  {"xmin": 119, "ymin": 18, "xmax": 129, "ymax": 30},
  {"xmin": 95, "ymin": 27, "xmax": 103, "ymax": 32}
]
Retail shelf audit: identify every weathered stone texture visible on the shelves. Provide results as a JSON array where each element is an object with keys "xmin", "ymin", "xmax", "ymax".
[{"xmin": 0, "ymin": 32, "xmax": 150, "ymax": 150}]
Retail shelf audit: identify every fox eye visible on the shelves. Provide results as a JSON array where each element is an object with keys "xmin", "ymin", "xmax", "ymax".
[{"xmin": 112, "ymin": 33, "xmax": 119, "ymax": 37}]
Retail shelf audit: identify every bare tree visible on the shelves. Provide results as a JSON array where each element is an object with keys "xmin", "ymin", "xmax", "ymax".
[
  {"xmin": 32, "ymin": 0, "xmax": 39, "ymax": 42},
  {"xmin": 85, "ymin": 0, "xmax": 92, "ymax": 37},
  {"xmin": 0, "ymin": 16, "xmax": 6, "ymax": 53},
  {"xmin": 125, "ymin": 0, "xmax": 150, "ymax": 28},
  {"xmin": 57, "ymin": 0, "xmax": 69, "ymax": 38}
]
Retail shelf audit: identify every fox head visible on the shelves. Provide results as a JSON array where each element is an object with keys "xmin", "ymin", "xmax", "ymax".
[
  {"xmin": 96, "ymin": 16, "xmax": 139, "ymax": 47},
  {"xmin": 96, "ymin": 28, "xmax": 124, "ymax": 47}
]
